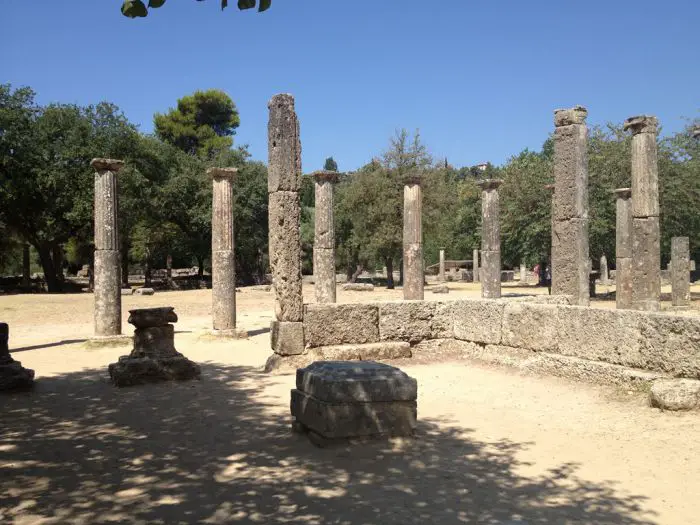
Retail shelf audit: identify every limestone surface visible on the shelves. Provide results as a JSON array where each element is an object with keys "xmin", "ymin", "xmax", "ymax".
[
  {"xmin": 671, "ymin": 236, "xmax": 690, "ymax": 307},
  {"xmin": 93, "ymin": 249, "xmax": 122, "ymax": 336},
  {"xmin": 267, "ymin": 94, "xmax": 301, "ymax": 192},
  {"xmin": 650, "ymin": 379, "xmax": 700, "ymax": 411},
  {"xmin": 316, "ymin": 342, "xmax": 411, "ymax": 361},
  {"xmin": 341, "ymin": 283, "xmax": 374, "ymax": 292},
  {"xmin": 631, "ymin": 216, "xmax": 661, "ymax": 311},
  {"xmin": 304, "ymin": 303, "xmax": 379, "ymax": 347},
  {"xmin": 378, "ymin": 301, "xmax": 453, "ymax": 343},
  {"xmin": 453, "ymin": 299, "xmax": 504, "ymax": 344},
  {"xmin": 501, "ymin": 303, "xmax": 559, "ymax": 352},
  {"xmin": 270, "ymin": 320, "xmax": 305, "ymax": 356}
]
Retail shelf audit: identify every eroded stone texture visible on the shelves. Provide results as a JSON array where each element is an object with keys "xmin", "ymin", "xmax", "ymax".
[
  {"xmin": 631, "ymin": 216, "xmax": 661, "ymax": 311},
  {"xmin": 128, "ymin": 306, "xmax": 177, "ymax": 328},
  {"xmin": 671, "ymin": 236, "xmax": 690, "ymax": 307},
  {"xmin": 473, "ymin": 248, "xmax": 480, "ymax": 282},
  {"xmin": 650, "ymin": 379, "xmax": 700, "ymax": 411},
  {"xmin": 478, "ymin": 179, "xmax": 502, "ymax": 299},
  {"xmin": 92, "ymin": 158, "xmax": 124, "ymax": 337},
  {"xmin": 600, "ymin": 255, "xmax": 608, "ymax": 285},
  {"xmin": 403, "ymin": 181, "xmax": 423, "ymax": 300},
  {"xmin": 438, "ymin": 249, "xmax": 446, "ymax": 281},
  {"xmin": 268, "ymin": 191, "xmax": 303, "ymax": 321},
  {"xmin": 0, "ymin": 322, "xmax": 34, "ymax": 391},
  {"xmin": 453, "ymin": 299, "xmax": 504, "ymax": 344},
  {"xmin": 341, "ymin": 283, "xmax": 374, "ymax": 291},
  {"xmin": 313, "ymin": 171, "xmax": 337, "ymax": 304},
  {"xmin": 291, "ymin": 361, "xmax": 418, "ymax": 440},
  {"xmin": 552, "ymin": 108, "xmax": 589, "ymax": 306},
  {"xmin": 501, "ymin": 303, "xmax": 559, "ymax": 352},
  {"xmin": 212, "ymin": 250, "xmax": 236, "ymax": 330},
  {"xmin": 480, "ymin": 250, "xmax": 501, "ymax": 299},
  {"xmin": 267, "ymin": 94, "xmax": 301, "ymax": 192},
  {"xmin": 271, "ymin": 320, "xmax": 305, "ymax": 356},
  {"xmin": 616, "ymin": 258, "xmax": 634, "ymax": 310},
  {"xmin": 614, "ymin": 188, "xmax": 633, "ymax": 309},
  {"xmin": 304, "ymin": 303, "xmax": 379, "ymax": 347},
  {"xmin": 378, "ymin": 301, "xmax": 453, "ymax": 343},
  {"xmin": 316, "ymin": 342, "xmax": 412, "ymax": 361}
]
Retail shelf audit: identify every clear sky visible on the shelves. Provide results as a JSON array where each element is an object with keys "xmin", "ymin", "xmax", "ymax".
[{"xmin": 2, "ymin": 1, "xmax": 699, "ymax": 171}]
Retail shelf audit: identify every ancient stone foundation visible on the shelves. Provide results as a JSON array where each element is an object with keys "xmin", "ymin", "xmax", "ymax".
[
  {"xmin": 108, "ymin": 307, "xmax": 200, "ymax": 387},
  {"xmin": 268, "ymin": 94, "xmax": 305, "ymax": 355},
  {"xmin": 671, "ymin": 236, "xmax": 691, "ymax": 308},
  {"xmin": 552, "ymin": 107, "xmax": 590, "ymax": 306},
  {"xmin": 478, "ymin": 179, "xmax": 502, "ymax": 299},
  {"xmin": 291, "ymin": 361, "xmax": 418, "ymax": 445},
  {"xmin": 0, "ymin": 323, "xmax": 34, "ymax": 391}
]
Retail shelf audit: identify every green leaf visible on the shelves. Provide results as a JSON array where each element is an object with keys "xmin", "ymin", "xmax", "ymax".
[
  {"xmin": 238, "ymin": 0, "xmax": 255, "ymax": 10},
  {"xmin": 258, "ymin": 0, "xmax": 271, "ymax": 12},
  {"xmin": 148, "ymin": 0, "xmax": 166, "ymax": 8},
  {"xmin": 121, "ymin": 0, "xmax": 148, "ymax": 17}
]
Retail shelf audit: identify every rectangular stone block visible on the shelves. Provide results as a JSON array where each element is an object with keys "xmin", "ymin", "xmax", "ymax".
[
  {"xmin": 304, "ymin": 303, "xmax": 379, "ymax": 347},
  {"xmin": 631, "ymin": 216, "xmax": 660, "ymax": 311},
  {"xmin": 378, "ymin": 301, "xmax": 453, "ymax": 343},
  {"xmin": 630, "ymin": 134, "xmax": 659, "ymax": 218},
  {"xmin": 638, "ymin": 313, "xmax": 700, "ymax": 379},
  {"xmin": 132, "ymin": 325, "xmax": 177, "ymax": 358},
  {"xmin": 502, "ymin": 303, "xmax": 559, "ymax": 352},
  {"xmin": 317, "ymin": 342, "xmax": 411, "ymax": 361},
  {"xmin": 453, "ymin": 298, "xmax": 504, "ymax": 344},
  {"xmin": 553, "ymin": 123, "xmax": 588, "ymax": 221},
  {"xmin": 291, "ymin": 389, "xmax": 417, "ymax": 439},
  {"xmin": 271, "ymin": 320, "xmax": 305, "ymax": 356},
  {"xmin": 268, "ymin": 191, "xmax": 303, "ymax": 321},
  {"xmin": 551, "ymin": 218, "xmax": 589, "ymax": 306}
]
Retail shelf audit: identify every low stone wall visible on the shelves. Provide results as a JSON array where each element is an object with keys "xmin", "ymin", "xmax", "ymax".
[{"xmin": 303, "ymin": 298, "xmax": 700, "ymax": 379}]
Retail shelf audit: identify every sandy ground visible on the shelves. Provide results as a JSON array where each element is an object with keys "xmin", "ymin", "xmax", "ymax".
[{"xmin": 1, "ymin": 282, "xmax": 699, "ymax": 524}]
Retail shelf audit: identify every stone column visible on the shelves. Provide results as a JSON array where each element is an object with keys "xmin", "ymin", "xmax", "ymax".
[
  {"xmin": 473, "ymin": 248, "xmax": 479, "ymax": 283},
  {"xmin": 438, "ymin": 249, "xmax": 446, "ymax": 282},
  {"xmin": 312, "ymin": 170, "xmax": 338, "ymax": 304},
  {"xmin": 268, "ymin": 94, "xmax": 304, "ymax": 356},
  {"xmin": 403, "ymin": 174, "xmax": 423, "ymax": 300},
  {"xmin": 91, "ymin": 158, "xmax": 124, "ymax": 337},
  {"xmin": 478, "ymin": 179, "xmax": 502, "ymax": 299},
  {"xmin": 520, "ymin": 263, "xmax": 527, "ymax": 283},
  {"xmin": 552, "ymin": 107, "xmax": 590, "ymax": 306},
  {"xmin": 671, "ymin": 236, "xmax": 690, "ymax": 308},
  {"xmin": 613, "ymin": 188, "xmax": 633, "ymax": 309},
  {"xmin": 600, "ymin": 254, "xmax": 609, "ymax": 285},
  {"xmin": 625, "ymin": 115, "xmax": 660, "ymax": 311},
  {"xmin": 208, "ymin": 167, "xmax": 241, "ymax": 334}
]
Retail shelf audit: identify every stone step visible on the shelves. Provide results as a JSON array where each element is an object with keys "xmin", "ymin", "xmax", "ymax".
[{"xmin": 316, "ymin": 342, "xmax": 411, "ymax": 361}]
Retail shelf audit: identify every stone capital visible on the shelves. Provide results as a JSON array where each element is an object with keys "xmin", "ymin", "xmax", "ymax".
[
  {"xmin": 477, "ymin": 179, "xmax": 503, "ymax": 191},
  {"xmin": 692, "ymin": 126, "xmax": 700, "ymax": 139},
  {"xmin": 402, "ymin": 172, "xmax": 423, "ymax": 186},
  {"xmin": 554, "ymin": 106, "xmax": 588, "ymax": 127},
  {"xmin": 311, "ymin": 170, "xmax": 339, "ymax": 184},
  {"xmin": 613, "ymin": 187, "xmax": 632, "ymax": 200},
  {"xmin": 90, "ymin": 158, "xmax": 124, "ymax": 173},
  {"xmin": 207, "ymin": 167, "xmax": 238, "ymax": 180},
  {"xmin": 268, "ymin": 93, "xmax": 295, "ymax": 110},
  {"xmin": 623, "ymin": 115, "xmax": 658, "ymax": 135}
]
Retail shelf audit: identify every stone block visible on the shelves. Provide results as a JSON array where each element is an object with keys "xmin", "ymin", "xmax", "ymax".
[
  {"xmin": 341, "ymin": 283, "xmax": 374, "ymax": 292},
  {"xmin": 432, "ymin": 284, "xmax": 449, "ymax": 294},
  {"xmin": 650, "ymin": 379, "xmax": 700, "ymax": 411},
  {"xmin": 94, "ymin": 249, "xmax": 122, "ymax": 336},
  {"xmin": 270, "ymin": 321, "xmax": 305, "ymax": 356},
  {"xmin": 134, "ymin": 287, "xmax": 155, "ymax": 296},
  {"xmin": 0, "ymin": 360, "xmax": 35, "ymax": 391},
  {"xmin": 121, "ymin": 288, "xmax": 134, "ymax": 295},
  {"xmin": 553, "ymin": 123, "xmax": 588, "ymax": 221},
  {"xmin": 132, "ymin": 325, "xmax": 177, "ymax": 358},
  {"xmin": 296, "ymin": 361, "xmax": 418, "ymax": 403},
  {"xmin": 108, "ymin": 354, "xmax": 201, "ymax": 387},
  {"xmin": 551, "ymin": 218, "xmax": 589, "ymax": 306},
  {"xmin": 267, "ymin": 94, "xmax": 301, "ymax": 192},
  {"xmin": 630, "ymin": 132, "xmax": 660, "ymax": 218},
  {"xmin": 128, "ymin": 307, "xmax": 177, "ymax": 328},
  {"xmin": 638, "ymin": 313, "xmax": 700, "ymax": 378},
  {"xmin": 304, "ymin": 303, "xmax": 379, "ymax": 347},
  {"xmin": 631, "ymin": 216, "xmax": 660, "ymax": 310},
  {"xmin": 480, "ymin": 250, "xmax": 501, "ymax": 298},
  {"xmin": 317, "ymin": 342, "xmax": 411, "ymax": 361},
  {"xmin": 501, "ymin": 303, "xmax": 559, "ymax": 352},
  {"xmin": 268, "ymin": 191, "xmax": 303, "ymax": 321},
  {"xmin": 313, "ymin": 247, "xmax": 336, "ymax": 303},
  {"xmin": 453, "ymin": 298, "xmax": 504, "ymax": 344},
  {"xmin": 379, "ymin": 301, "xmax": 453, "ymax": 343}
]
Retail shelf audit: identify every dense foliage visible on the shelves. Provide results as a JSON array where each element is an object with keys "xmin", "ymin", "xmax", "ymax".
[{"xmin": 121, "ymin": 0, "xmax": 271, "ymax": 18}]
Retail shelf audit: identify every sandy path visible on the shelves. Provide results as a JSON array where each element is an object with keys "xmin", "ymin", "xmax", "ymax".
[{"xmin": 1, "ymin": 284, "xmax": 699, "ymax": 524}]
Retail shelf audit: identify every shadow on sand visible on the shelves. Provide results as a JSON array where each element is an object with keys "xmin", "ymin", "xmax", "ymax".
[{"xmin": 0, "ymin": 364, "xmax": 656, "ymax": 524}]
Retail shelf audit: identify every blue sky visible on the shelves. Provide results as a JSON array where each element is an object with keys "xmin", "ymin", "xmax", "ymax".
[{"xmin": 3, "ymin": 1, "xmax": 698, "ymax": 171}]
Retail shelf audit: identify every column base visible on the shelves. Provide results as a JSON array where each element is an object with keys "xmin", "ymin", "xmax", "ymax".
[{"xmin": 0, "ymin": 358, "xmax": 35, "ymax": 391}]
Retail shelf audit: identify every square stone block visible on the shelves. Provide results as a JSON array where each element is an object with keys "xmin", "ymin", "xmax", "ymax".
[
  {"xmin": 132, "ymin": 325, "xmax": 177, "ymax": 358},
  {"xmin": 453, "ymin": 298, "xmax": 504, "ymax": 344},
  {"xmin": 631, "ymin": 216, "xmax": 660, "ymax": 309},
  {"xmin": 304, "ymin": 303, "xmax": 379, "ymax": 347},
  {"xmin": 638, "ymin": 313, "xmax": 700, "ymax": 379},
  {"xmin": 271, "ymin": 321, "xmax": 305, "ymax": 356},
  {"xmin": 551, "ymin": 218, "xmax": 589, "ymax": 305},
  {"xmin": 502, "ymin": 303, "xmax": 559, "ymax": 352},
  {"xmin": 553, "ymin": 124, "xmax": 588, "ymax": 221},
  {"xmin": 378, "ymin": 301, "xmax": 453, "ymax": 343}
]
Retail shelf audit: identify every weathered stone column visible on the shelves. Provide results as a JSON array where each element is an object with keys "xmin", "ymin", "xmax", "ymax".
[
  {"xmin": 438, "ymin": 249, "xmax": 446, "ymax": 281},
  {"xmin": 551, "ymin": 107, "xmax": 590, "ymax": 306},
  {"xmin": 473, "ymin": 248, "xmax": 479, "ymax": 283},
  {"xmin": 478, "ymin": 179, "xmax": 502, "ymax": 298},
  {"xmin": 91, "ymin": 158, "xmax": 124, "ymax": 337},
  {"xmin": 625, "ymin": 115, "xmax": 660, "ymax": 311},
  {"xmin": 671, "ymin": 236, "xmax": 690, "ymax": 308},
  {"xmin": 312, "ymin": 170, "xmax": 338, "ymax": 304},
  {"xmin": 403, "ymin": 174, "xmax": 423, "ymax": 300},
  {"xmin": 613, "ymin": 188, "xmax": 633, "ymax": 309},
  {"xmin": 268, "ymin": 94, "xmax": 304, "ymax": 355},
  {"xmin": 208, "ymin": 167, "xmax": 241, "ymax": 334},
  {"xmin": 520, "ymin": 263, "xmax": 527, "ymax": 283},
  {"xmin": 600, "ymin": 254, "xmax": 609, "ymax": 285}
]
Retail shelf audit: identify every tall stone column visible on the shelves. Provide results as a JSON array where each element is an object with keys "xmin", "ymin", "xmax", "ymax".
[
  {"xmin": 403, "ymin": 174, "xmax": 423, "ymax": 300},
  {"xmin": 671, "ymin": 236, "xmax": 690, "ymax": 308},
  {"xmin": 478, "ymin": 179, "xmax": 502, "ymax": 298},
  {"xmin": 438, "ymin": 249, "xmax": 446, "ymax": 281},
  {"xmin": 312, "ymin": 170, "xmax": 338, "ymax": 304},
  {"xmin": 91, "ymin": 158, "xmax": 124, "ymax": 337},
  {"xmin": 208, "ymin": 167, "xmax": 242, "ymax": 335},
  {"xmin": 613, "ymin": 188, "xmax": 633, "ymax": 309},
  {"xmin": 600, "ymin": 254, "xmax": 609, "ymax": 285},
  {"xmin": 268, "ymin": 94, "xmax": 304, "ymax": 355},
  {"xmin": 519, "ymin": 263, "xmax": 527, "ymax": 283},
  {"xmin": 473, "ymin": 248, "xmax": 479, "ymax": 283},
  {"xmin": 552, "ymin": 106, "xmax": 590, "ymax": 306},
  {"xmin": 625, "ymin": 115, "xmax": 660, "ymax": 311}
]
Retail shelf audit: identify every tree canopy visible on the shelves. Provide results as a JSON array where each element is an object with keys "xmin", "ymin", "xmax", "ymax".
[{"xmin": 121, "ymin": 0, "xmax": 271, "ymax": 18}]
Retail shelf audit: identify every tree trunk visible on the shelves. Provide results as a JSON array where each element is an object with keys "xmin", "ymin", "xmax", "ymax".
[
  {"xmin": 166, "ymin": 253, "xmax": 174, "ymax": 289},
  {"xmin": 52, "ymin": 244, "xmax": 64, "ymax": 284},
  {"xmin": 386, "ymin": 257, "xmax": 394, "ymax": 289},
  {"xmin": 197, "ymin": 256, "xmax": 204, "ymax": 279},
  {"xmin": 350, "ymin": 264, "xmax": 363, "ymax": 283},
  {"xmin": 36, "ymin": 243, "xmax": 61, "ymax": 292},
  {"xmin": 22, "ymin": 244, "xmax": 30, "ymax": 289}
]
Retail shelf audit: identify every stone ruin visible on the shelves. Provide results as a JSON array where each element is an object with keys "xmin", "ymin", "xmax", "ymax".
[
  {"xmin": 0, "ymin": 322, "xmax": 34, "ymax": 391},
  {"xmin": 108, "ymin": 307, "xmax": 200, "ymax": 387}
]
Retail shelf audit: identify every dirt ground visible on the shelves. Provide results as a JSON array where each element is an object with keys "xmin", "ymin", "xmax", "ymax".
[{"xmin": 1, "ymin": 282, "xmax": 699, "ymax": 524}]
